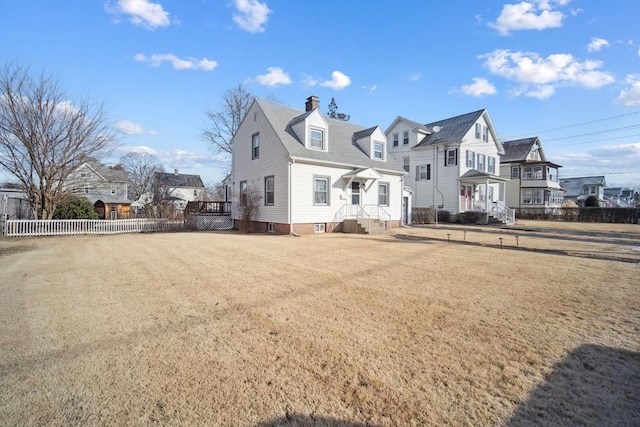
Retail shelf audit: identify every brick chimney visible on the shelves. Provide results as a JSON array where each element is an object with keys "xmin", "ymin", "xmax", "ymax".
[
  {"xmin": 174, "ymin": 168, "xmax": 179, "ymax": 175},
  {"xmin": 305, "ymin": 96, "xmax": 319, "ymax": 112}
]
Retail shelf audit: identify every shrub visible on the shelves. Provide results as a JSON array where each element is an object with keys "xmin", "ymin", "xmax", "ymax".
[
  {"xmin": 412, "ymin": 207, "xmax": 435, "ymax": 224},
  {"xmin": 53, "ymin": 195, "xmax": 98, "ymax": 219},
  {"xmin": 584, "ymin": 196, "xmax": 599, "ymax": 207}
]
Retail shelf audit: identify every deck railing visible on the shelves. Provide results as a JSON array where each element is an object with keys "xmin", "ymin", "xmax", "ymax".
[{"xmin": 3, "ymin": 218, "xmax": 185, "ymax": 237}]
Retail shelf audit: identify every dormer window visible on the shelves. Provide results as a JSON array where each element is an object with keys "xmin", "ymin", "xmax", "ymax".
[
  {"xmin": 373, "ymin": 142, "xmax": 384, "ymax": 160},
  {"xmin": 310, "ymin": 128, "xmax": 324, "ymax": 150}
]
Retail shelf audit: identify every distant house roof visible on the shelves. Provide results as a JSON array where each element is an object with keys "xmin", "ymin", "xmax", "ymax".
[
  {"xmin": 560, "ymin": 176, "xmax": 606, "ymax": 197},
  {"xmin": 253, "ymin": 99, "xmax": 404, "ymax": 174},
  {"xmin": 83, "ymin": 159, "xmax": 129, "ymax": 183},
  {"xmin": 154, "ymin": 171, "xmax": 204, "ymax": 188},
  {"xmin": 501, "ymin": 137, "xmax": 538, "ymax": 163},
  {"xmin": 415, "ymin": 109, "xmax": 486, "ymax": 147}
]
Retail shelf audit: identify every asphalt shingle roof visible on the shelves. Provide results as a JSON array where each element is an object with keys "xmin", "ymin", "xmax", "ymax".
[
  {"xmin": 415, "ymin": 109, "xmax": 485, "ymax": 147},
  {"xmin": 256, "ymin": 99, "xmax": 404, "ymax": 174},
  {"xmin": 501, "ymin": 137, "xmax": 538, "ymax": 163},
  {"xmin": 560, "ymin": 176, "xmax": 606, "ymax": 197},
  {"xmin": 154, "ymin": 172, "xmax": 204, "ymax": 188}
]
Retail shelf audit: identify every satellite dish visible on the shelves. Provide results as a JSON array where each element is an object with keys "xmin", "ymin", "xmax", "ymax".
[{"xmin": 432, "ymin": 126, "xmax": 441, "ymax": 133}]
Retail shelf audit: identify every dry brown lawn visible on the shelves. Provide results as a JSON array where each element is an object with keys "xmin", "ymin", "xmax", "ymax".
[{"xmin": 1, "ymin": 221, "xmax": 639, "ymax": 426}]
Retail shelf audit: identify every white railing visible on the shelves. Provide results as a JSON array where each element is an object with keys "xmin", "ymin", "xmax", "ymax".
[
  {"xmin": 4, "ymin": 218, "xmax": 185, "ymax": 237},
  {"xmin": 489, "ymin": 201, "xmax": 515, "ymax": 225},
  {"xmin": 331, "ymin": 204, "xmax": 391, "ymax": 232}
]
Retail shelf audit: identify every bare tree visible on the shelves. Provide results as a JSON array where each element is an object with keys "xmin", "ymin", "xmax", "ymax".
[
  {"xmin": 0, "ymin": 64, "xmax": 116, "ymax": 219},
  {"xmin": 202, "ymin": 84, "xmax": 254, "ymax": 155},
  {"xmin": 236, "ymin": 184, "xmax": 262, "ymax": 232},
  {"xmin": 119, "ymin": 152, "xmax": 164, "ymax": 200}
]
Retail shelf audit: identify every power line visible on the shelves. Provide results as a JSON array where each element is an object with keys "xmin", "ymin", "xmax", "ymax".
[
  {"xmin": 543, "ymin": 124, "xmax": 640, "ymax": 142},
  {"xmin": 509, "ymin": 111, "xmax": 640, "ymax": 138}
]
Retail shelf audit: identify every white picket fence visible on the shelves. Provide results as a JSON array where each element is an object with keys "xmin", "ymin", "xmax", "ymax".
[{"xmin": 3, "ymin": 218, "xmax": 185, "ymax": 237}]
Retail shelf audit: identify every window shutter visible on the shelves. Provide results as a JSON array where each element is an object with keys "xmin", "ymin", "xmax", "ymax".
[
  {"xmin": 415, "ymin": 165, "xmax": 419, "ymax": 181},
  {"xmin": 454, "ymin": 149, "xmax": 458, "ymax": 166}
]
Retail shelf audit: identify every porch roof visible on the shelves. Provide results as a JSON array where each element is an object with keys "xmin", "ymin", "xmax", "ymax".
[
  {"xmin": 459, "ymin": 170, "xmax": 508, "ymax": 185},
  {"xmin": 342, "ymin": 167, "xmax": 383, "ymax": 180}
]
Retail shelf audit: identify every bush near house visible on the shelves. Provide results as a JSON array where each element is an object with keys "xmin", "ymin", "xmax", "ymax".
[
  {"xmin": 411, "ymin": 207, "xmax": 436, "ymax": 224},
  {"xmin": 52, "ymin": 195, "xmax": 99, "ymax": 219}
]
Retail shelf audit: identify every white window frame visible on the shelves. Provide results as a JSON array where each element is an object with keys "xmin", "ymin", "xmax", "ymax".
[
  {"xmin": 264, "ymin": 176, "xmax": 274, "ymax": 206},
  {"xmin": 267, "ymin": 222, "xmax": 275, "ymax": 233},
  {"xmin": 313, "ymin": 176, "xmax": 330, "ymax": 205},
  {"xmin": 111, "ymin": 184, "xmax": 117, "ymax": 195},
  {"xmin": 314, "ymin": 223, "xmax": 326, "ymax": 233},
  {"xmin": 475, "ymin": 123, "xmax": 481, "ymax": 139},
  {"xmin": 403, "ymin": 156, "xmax": 410, "ymax": 172},
  {"xmin": 416, "ymin": 164, "xmax": 430, "ymax": 181},
  {"xmin": 403, "ymin": 131, "xmax": 409, "ymax": 145},
  {"xmin": 310, "ymin": 128, "xmax": 324, "ymax": 150},
  {"xmin": 239, "ymin": 180, "xmax": 248, "ymax": 205},
  {"xmin": 392, "ymin": 133, "xmax": 399, "ymax": 147},
  {"xmin": 511, "ymin": 166, "xmax": 520, "ymax": 179},
  {"xmin": 477, "ymin": 153, "xmax": 486, "ymax": 172},
  {"xmin": 251, "ymin": 133, "xmax": 260, "ymax": 160},
  {"xmin": 373, "ymin": 142, "xmax": 384, "ymax": 160},
  {"xmin": 488, "ymin": 156, "xmax": 496, "ymax": 174},
  {"xmin": 445, "ymin": 148, "xmax": 457, "ymax": 167},
  {"xmin": 378, "ymin": 182, "xmax": 389, "ymax": 206},
  {"xmin": 482, "ymin": 126, "xmax": 488, "ymax": 142},
  {"xmin": 466, "ymin": 150, "xmax": 475, "ymax": 168}
]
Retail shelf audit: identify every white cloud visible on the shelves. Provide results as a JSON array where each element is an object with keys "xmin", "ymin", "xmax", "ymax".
[
  {"xmin": 460, "ymin": 77, "xmax": 497, "ymax": 97},
  {"xmin": 319, "ymin": 71, "xmax": 351, "ymax": 90},
  {"xmin": 106, "ymin": 0, "xmax": 171, "ymax": 29},
  {"xmin": 407, "ymin": 72, "xmax": 422, "ymax": 82},
  {"xmin": 134, "ymin": 53, "xmax": 218, "ymax": 71},
  {"xmin": 479, "ymin": 49, "xmax": 615, "ymax": 98},
  {"xmin": 256, "ymin": 67, "xmax": 291, "ymax": 86},
  {"xmin": 587, "ymin": 37, "xmax": 609, "ymax": 52},
  {"xmin": 302, "ymin": 75, "xmax": 318, "ymax": 87},
  {"xmin": 616, "ymin": 74, "xmax": 640, "ymax": 107},
  {"xmin": 115, "ymin": 120, "xmax": 158, "ymax": 135},
  {"xmin": 232, "ymin": 0, "xmax": 271, "ymax": 33},
  {"xmin": 489, "ymin": 0, "xmax": 567, "ymax": 36},
  {"xmin": 554, "ymin": 143, "xmax": 640, "ymax": 179},
  {"xmin": 362, "ymin": 84, "xmax": 378, "ymax": 95}
]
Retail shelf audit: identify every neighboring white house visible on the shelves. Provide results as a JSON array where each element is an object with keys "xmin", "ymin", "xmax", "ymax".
[
  {"xmin": 154, "ymin": 170, "xmax": 205, "ymax": 211},
  {"xmin": 231, "ymin": 96, "xmax": 407, "ymax": 234},
  {"xmin": 385, "ymin": 109, "xmax": 513, "ymax": 224},
  {"xmin": 560, "ymin": 176, "xmax": 607, "ymax": 206},
  {"xmin": 500, "ymin": 137, "xmax": 563, "ymax": 209}
]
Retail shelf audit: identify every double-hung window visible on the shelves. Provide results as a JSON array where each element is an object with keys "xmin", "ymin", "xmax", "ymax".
[
  {"xmin": 416, "ymin": 164, "xmax": 431, "ymax": 181},
  {"xmin": 393, "ymin": 133, "xmax": 399, "ymax": 147},
  {"xmin": 488, "ymin": 156, "xmax": 496, "ymax": 174},
  {"xmin": 378, "ymin": 182, "xmax": 389, "ymax": 206},
  {"xmin": 477, "ymin": 153, "xmax": 486, "ymax": 171},
  {"xmin": 403, "ymin": 131, "xmax": 409, "ymax": 145},
  {"xmin": 310, "ymin": 128, "xmax": 324, "ymax": 150},
  {"xmin": 313, "ymin": 176, "xmax": 329, "ymax": 205},
  {"xmin": 511, "ymin": 166, "xmax": 520, "ymax": 179},
  {"xmin": 445, "ymin": 148, "xmax": 457, "ymax": 166},
  {"xmin": 466, "ymin": 150, "xmax": 475, "ymax": 168},
  {"xmin": 482, "ymin": 126, "xmax": 488, "ymax": 142},
  {"xmin": 239, "ymin": 180, "xmax": 248, "ymax": 205},
  {"xmin": 373, "ymin": 142, "xmax": 384, "ymax": 160},
  {"xmin": 251, "ymin": 133, "xmax": 260, "ymax": 159},
  {"xmin": 264, "ymin": 176, "xmax": 274, "ymax": 206},
  {"xmin": 475, "ymin": 123, "xmax": 481, "ymax": 139},
  {"xmin": 403, "ymin": 156, "xmax": 410, "ymax": 172}
]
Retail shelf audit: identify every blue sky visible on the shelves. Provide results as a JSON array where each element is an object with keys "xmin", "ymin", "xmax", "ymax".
[{"xmin": 1, "ymin": 0, "xmax": 639, "ymax": 188}]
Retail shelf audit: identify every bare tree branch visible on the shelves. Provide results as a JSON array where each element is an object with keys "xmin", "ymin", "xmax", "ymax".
[
  {"xmin": 0, "ymin": 64, "xmax": 117, "ymax": 219},
  {"xmin": 201, "ymin": 84, "xmax": 254, "ymax": 155},
  {"xmin": 119, "ymin": 152, "xmax": 164, "ymax": 200}
]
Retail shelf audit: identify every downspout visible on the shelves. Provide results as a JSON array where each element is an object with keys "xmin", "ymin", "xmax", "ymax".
[{"xmin": 288, "ymin": 158, "xmax": 299, "ymax": 236}]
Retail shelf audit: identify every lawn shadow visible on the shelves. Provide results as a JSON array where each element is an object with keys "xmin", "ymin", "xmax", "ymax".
[
  {"xmin": 256, "ymin": 414, "xmax": 380, "ymax": 427},
  {"xmin": 507, "ymin": 344, "xmax": 640, "ymax": 426}
]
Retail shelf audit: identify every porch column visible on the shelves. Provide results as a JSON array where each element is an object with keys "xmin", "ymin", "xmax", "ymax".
[{"xmin": 485, "ymin": 179, "xmax": 490, "ymax": 213}]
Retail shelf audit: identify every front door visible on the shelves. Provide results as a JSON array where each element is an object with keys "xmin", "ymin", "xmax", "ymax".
[{"xmin": 402, "ymin": 196, "xmax": 408, "ymax": 224}]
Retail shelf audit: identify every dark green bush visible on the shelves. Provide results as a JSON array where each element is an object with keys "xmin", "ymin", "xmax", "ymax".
[{"xmin": 53, "ymin": 195, "xmax": 98, "ymax": 219}]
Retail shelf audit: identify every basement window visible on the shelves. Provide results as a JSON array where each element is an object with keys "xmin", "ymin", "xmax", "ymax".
[
  {"xmin": 314, "ymin": 223, "xmax": 326, "ymax": 233},
  {"xmin": 267, "ymin": 223, "xmax": 275, "ymax": 233}
]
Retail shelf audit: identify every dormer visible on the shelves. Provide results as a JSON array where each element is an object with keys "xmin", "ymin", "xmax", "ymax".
[
  {"xmin": 290, "ymin": 96, "xmax": 329, "ymax": 151},
  {"xmin": 354, "ymin": 126, "xmax": 387, "ymax": 161}
]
